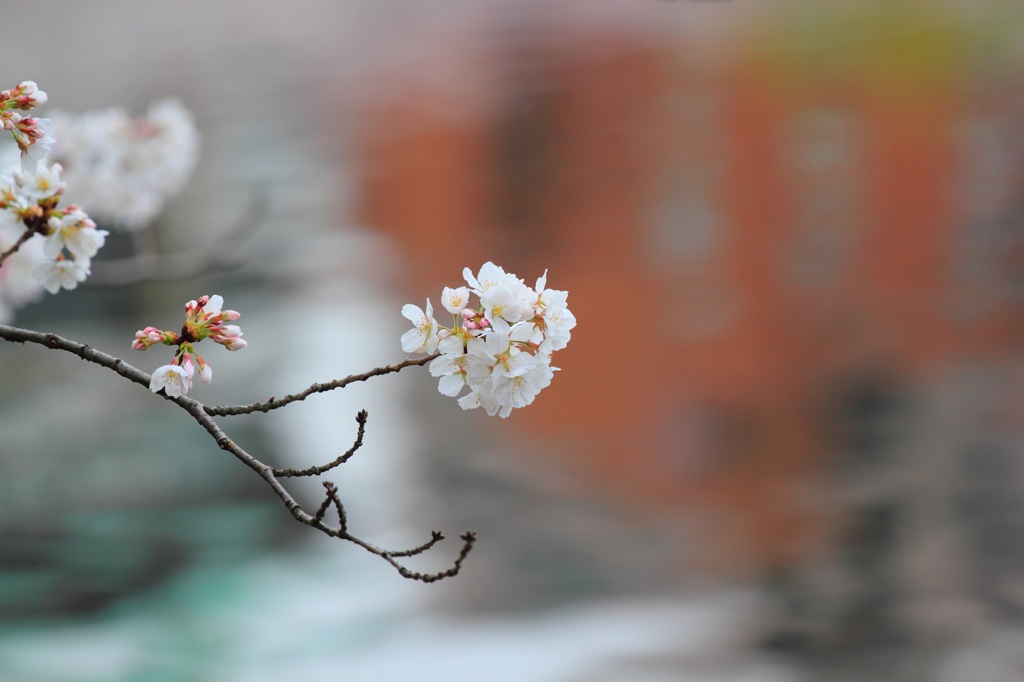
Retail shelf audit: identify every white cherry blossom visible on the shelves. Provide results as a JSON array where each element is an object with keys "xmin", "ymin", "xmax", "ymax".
[
  {"xmin": 491, "ymin": 356, "xmax": 555, "ymax": 418},
  {"xmin": 429, "ymin": 352, "xmax": 470, "ymax": 397},
  {"xmin": 149, "ymin": 364, "xmax": 191, "ymax": 397},
  {"xmin": 43, "ymin": 210, "xmax": 107, "ymax": 262},
  {"xmin": 32, "ymin": 259, "xmax": 88, "ymax": 294},
  {"xmin": 18, "ymin": 162, "xmax": 63, "ymax": 200},
  {"xmin": 441, "ymin": 286, "xmax": 470, "ymax": 315},
  {"xmin": 401, "ymin": 298, "xmax": 438, "ymax": 354},
  {"xmin": 463, "ymin": 261, "xmax": 514, "ymax": 296}
]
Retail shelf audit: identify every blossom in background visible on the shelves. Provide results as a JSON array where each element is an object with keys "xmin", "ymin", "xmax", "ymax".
[
  {"xmin": 32, "ymin": 259, "xmax": 88, "ymax": 295},
  {"xmin": 48, "ymin": 99, "xmax": 199, "ymax": 230},
  {"xmin": 133, "ymin": 294, "xmax": 245, "ymax": 396},
  {"xmin": 0, "ymin": 229, "xmax": 45, "ymax": 322},
  {"xmin": 402, "ymin": 262, "xmax": 576, "ymax": 418}
]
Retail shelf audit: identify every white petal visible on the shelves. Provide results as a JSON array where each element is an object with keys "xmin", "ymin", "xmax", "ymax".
[
  {"xmin": 401, "ymin": 303, "xmax": 424, "ymax": 324},
  {"xmin": 437, "ymin": 374, "xmax": 465, "ymax": 397},
  {"xmin": 401, "ymin": 327, "xmax": 425, "ymax": 353}
]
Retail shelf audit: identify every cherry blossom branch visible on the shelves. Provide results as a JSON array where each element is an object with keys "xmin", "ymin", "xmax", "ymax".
[
  {"xmin": 0, "ymin": 323, "xmax": 475, "ymax": 582},
  {"xmin": 0, "ymin": 226, "xmax": 36, "ymax": 267},
  {"xmin": 204, "ymin": 353, "xmax": 440, "ymax": 417},
  {"xmin": 0, "ymin": 323, "xmax": 151, "ymax": 387}
]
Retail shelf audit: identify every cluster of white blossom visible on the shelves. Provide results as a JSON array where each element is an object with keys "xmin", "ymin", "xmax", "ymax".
[
  {"xmin": 49, "ymin": 99, "xmax": 199, "ymax": 230},
  {"xmin": 0, "ymin": 82, "xmax": 109, "ymax": 321},
  {"xmin": 402, "ymin": 262, "xmax": 576, "ymax": 418},
  {"xmin": 0, "ymin": 163, "xmax": 108, "ymax": 295},
  {"xmin": 132, "ymin": 294, "xmax": 246, "ymax": 397}
]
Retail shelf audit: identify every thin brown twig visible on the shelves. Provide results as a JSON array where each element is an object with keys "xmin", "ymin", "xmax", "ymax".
[
  {"xmin": 274, "ymin": 410, "xmax": 368, "ymax": 478},
  {"xmin": 205, "ymin": 354, "xmax": 439, "ymax": 416},
  {"xmin": 315, "ymin": 480, "xmax": 476, "ymax": 582},
  {"xmin": 0, "ymin": 227, "xmax": 37, "ymax": 267},
  {"xmin": 385, "ymin": 530, "xmax": 446, "ymax": 558},
  {"xmin": 0, "ymin": 323, "xmax": 474, "ymax": 583},
  {"xmin": 320, "ymin": 481, "xmax": 349, "ymax": 534},
  {"xmin": 313, "ymin": 485, "xmax": 335, "ymax": 524}
]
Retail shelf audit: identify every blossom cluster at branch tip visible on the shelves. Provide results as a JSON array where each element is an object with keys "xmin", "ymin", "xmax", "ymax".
[
  {"xmin": 402, "ymin": 262, "xmax": 576, "ymax": 418},
  {"xmin": 0, "ymin": 81, "xmax": 110, "ymax": 319},
  {"xmin": 133, "ymin": 294, "xmax": 245, "ymax": 397}
]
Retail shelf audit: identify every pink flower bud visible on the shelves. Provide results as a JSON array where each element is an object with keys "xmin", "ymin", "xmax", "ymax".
[
  {"xmin": 224, "ymin": 338, "xmax": 247, "ymax": 351},
  {"xmin": 13, "ymin": 82, "xmax": 46, "ymax": 109},
  {"xmin": 133, "ymin": 328, "xmax": 163, "ymax": 350}
]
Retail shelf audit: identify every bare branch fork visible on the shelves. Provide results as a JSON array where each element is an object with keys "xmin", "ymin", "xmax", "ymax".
[{"xmin": 0, "ymin": 323, "xmax": 475, "ymax": 582}]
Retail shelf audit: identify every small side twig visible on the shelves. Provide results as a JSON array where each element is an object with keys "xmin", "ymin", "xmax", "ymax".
[
  {"xmin": 385, "ymin": 530, "xmax": 446, "ymax": 558},
  {"xmin": 311, "ymin": 478, "xmax": 476, "ymax": 583},
  {"xmin": 274, "ymin": 410, "xmax": 368, "ymax": 478},
  {"xmin": 319, "ymin": 481, "xmax": 348, "ymax": 533},
  {"xmin": 313, "ymin": 484, "xmax": 335, "ymax": 524},
  {"xmin": 383, "ymin": 532, "xmax": 477, "ymax": 584}
]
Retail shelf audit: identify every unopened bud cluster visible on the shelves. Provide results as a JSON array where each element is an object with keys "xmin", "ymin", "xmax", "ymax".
[
  {"xmin": 402, "ymin": 262, "xmax": 576, "ymax": 418},
  {"xmin": 1, "ymin": 81, "xmax": 54, "ymax": 173},
  {"xmin": 132, "ymin": 294, "xmax": 246, "ymax": 397}
]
